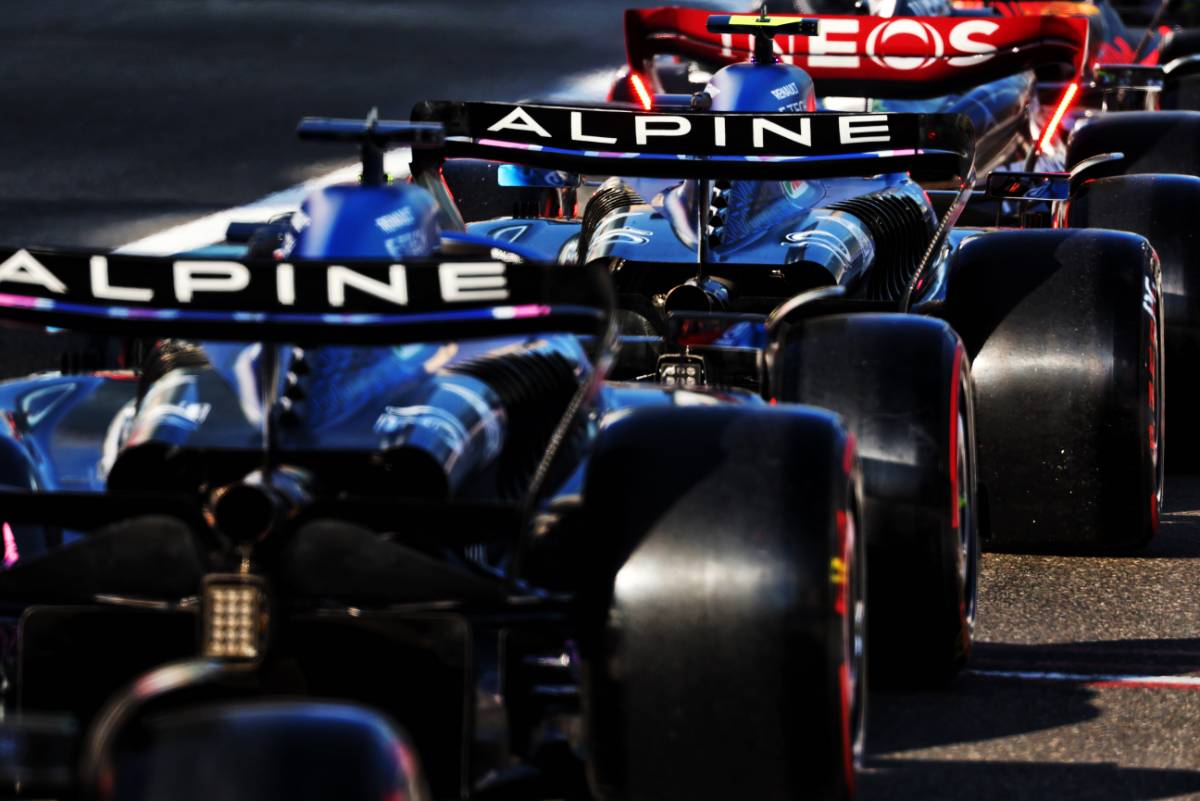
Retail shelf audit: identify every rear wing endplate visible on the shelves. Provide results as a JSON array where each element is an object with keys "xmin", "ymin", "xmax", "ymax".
[{"xmin": 624, "ymin": 8, "xmax": 1090, "ymax": 98}]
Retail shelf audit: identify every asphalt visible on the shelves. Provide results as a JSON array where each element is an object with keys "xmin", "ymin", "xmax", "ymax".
[
  {"xmin": 862, "ymin": 478, "xmax": 1200, "ymax": 800},
  {"xmin": 1, "ymin": 2, "xmax": 1199, "ymax": 799},
  {"xmin": 0, "ymin": 0, "xmax": 727, "ymax": 248}
]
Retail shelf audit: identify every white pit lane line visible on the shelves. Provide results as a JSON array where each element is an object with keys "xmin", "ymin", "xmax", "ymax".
[{"xmin": 970, "ymin": 669, "xmax": 1200, "ymax": 691}]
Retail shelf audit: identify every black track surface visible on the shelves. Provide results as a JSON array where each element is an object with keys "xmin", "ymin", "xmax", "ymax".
[
  {"xmin": 1, "ymin": 3, "xmax": 1199, "ymax": 799},
  {"xmin": 0, "ymin": 0, "xmax": 713, "ymax": 248}
]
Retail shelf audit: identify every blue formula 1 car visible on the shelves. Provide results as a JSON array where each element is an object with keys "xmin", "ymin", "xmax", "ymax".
[
  {"xmin": 0, "ymin": 120, "xmax": 867, "ymax": 801},
  {"xmin": 405, "ymin": 10, "xmax": 1165, "ymax": 680},
  {"xmin": 614, "ymin": 3, "xmax": 1200, "ymax": 455}
]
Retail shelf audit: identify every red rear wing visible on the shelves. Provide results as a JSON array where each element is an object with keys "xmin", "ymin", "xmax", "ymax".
[
  {"xmin": 955, "ymin": 1, "xmax": 1163, "ymax": 65},
  {"xmin": 625, "ymin": 8, "xmax": 1089, "ymax": 98}
]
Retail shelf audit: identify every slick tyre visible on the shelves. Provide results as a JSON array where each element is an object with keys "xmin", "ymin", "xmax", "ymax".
[
  {"xmin": 1068, "ymin": 174, "xmax": 1200, "ymax": 464},
  {"xmin": 941, "ymin": 229, "xmax": 1163, "ymax": 549},
  {"xmin": 580, "ymin": 406, "xmax": 865, "ymax": 801},
  {"xmin": 1161, "ymin": 31, "xmax": 1200, "ymax": 109},
  {"xmin": 1162, "ymin": 29, "xmax": 1200, "ymax": 62},
  {"xmin": 1067, "ymin": 111, "xmax": 1200, "ymax": 177},
  {"xmin": 767, "ymin": 314, "xmax": 978, "ymax": 687}
]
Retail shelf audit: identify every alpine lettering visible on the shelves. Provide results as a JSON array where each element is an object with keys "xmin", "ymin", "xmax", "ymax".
[
  {"xmin": 570, "ymin": 111, "xmax": 618, "ymax": 145},
  {"xmin": 0, "ymin": 249, "xmax": 67, "ymax": 294},
  {"xmin": 326, "ymin": 264, "xmax": 408, "ymax": 308},
  {"xmin": 478, "ymin": 105, "xmax": 894, "ymax": 151},
  {"xmin": 173, "ymin": 261, "xmax": 250, "ymax": 303},
  {"xmin": 486, "ymin": 106, "xmax": 552, "ymax": 139},
  {"xmin": 839, "ymin": 115, "xmax": 891, "ymax": 144},
  {"xmin": 752, "ymin": 117, "xmax": 812, "ymax": 148},
  {"xmin": 438, "ymin": 262, "xmax": 510, "ymax": 302},
  {"xmin": 0, "ymin": 250, "xmax": 513, "ymax": 309},
  {"xmin": 90, "ymin": 255, "xmax": 152, "ymax": 302}
]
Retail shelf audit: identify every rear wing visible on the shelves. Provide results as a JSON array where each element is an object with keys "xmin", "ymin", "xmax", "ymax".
[
  {"xmin": 953, "ymin": 1, "xmax": 1158, "ymax": 66},
  {"xmin": 411, "ymin": 100, "xmax": 974, "ymax": 182},
  {"xmin": 0, "ymin": 249, "xmax": 611, "ymax": 343},
  {"xmin": 624, "ymin": 8, "xmax": 1090, "ymax": 98},
  {"xmin": 953, "ymin": 1, "xmax": 1101, "ymax": 15}
]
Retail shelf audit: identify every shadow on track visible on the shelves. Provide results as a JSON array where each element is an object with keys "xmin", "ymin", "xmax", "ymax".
[
  {"xmin": 972, "ymin": 638, "xmax": 1200, "ymax": 677},
  {"xmin": 868, "ymin": 673, "xmax": 1100, "ymax": 755},
  {"xmin": 868, "ymin": 637, "xmax": 1200, "ymax": 758}
]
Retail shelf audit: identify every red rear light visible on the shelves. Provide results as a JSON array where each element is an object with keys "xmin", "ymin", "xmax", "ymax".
[
  {"xmin": 629, "ymin": 72, "xmax": 653, "ymax": 111},
  {"xmin": 1037, "ymin": 81, "xmax": 1079, "ymax": 155}
]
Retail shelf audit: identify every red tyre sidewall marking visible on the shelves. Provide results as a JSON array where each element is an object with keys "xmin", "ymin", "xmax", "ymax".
[
  {"xmin": 1147, "ymin": 293, "xmax": 1161, "ymax": 535},
  {"xmin": 949, "ymin": 344, "xmax": 964, "ymax": 532},
  {"xmin": 837, "ymin": 433, "xmax": 857, "ymax": 795}
]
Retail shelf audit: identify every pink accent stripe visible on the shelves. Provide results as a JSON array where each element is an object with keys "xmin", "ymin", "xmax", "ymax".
[
  {"xmin": 492, "ymin": 304, "xmax": 551, "ymax": 320},
  {"xmin": 0, "ymin": 293, "xmax": 51, "ymax": 310},
  {"xmin": 477, "ymin": 138, "xmax": 544, "ymax": 151},
  {"xmin": 2, "ymin": 523, "xmax": 18, "ymax": 568}
]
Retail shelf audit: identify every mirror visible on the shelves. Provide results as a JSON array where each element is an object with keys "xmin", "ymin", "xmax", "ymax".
[{"xmin": 496, "ymin": 163, "xmax": 580, "ymax": 189}]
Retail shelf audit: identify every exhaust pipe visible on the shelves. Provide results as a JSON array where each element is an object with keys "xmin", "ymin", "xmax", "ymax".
[{"xmin": 207, "ymin": 466, "xmax": 312, "ymax": 542}]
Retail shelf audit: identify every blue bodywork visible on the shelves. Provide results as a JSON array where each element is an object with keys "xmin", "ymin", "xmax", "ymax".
[
  {"xmin": 461, "ymin": 53, "xmax": 1002, "ymax": 353},
  {"xmin": 0, "ymin": 129, "xmax": 756, "ymax": 563},
  {"xmin": 707, "ymin": 62, "xmax": 817, "ymax": 113},
  {"xmin": 0, "ymin": 13, "xmax": 1028, "ymax": 545},
  {"xmin": 287, "ymin": 183, "xmax": 440, "ymax": 259}
]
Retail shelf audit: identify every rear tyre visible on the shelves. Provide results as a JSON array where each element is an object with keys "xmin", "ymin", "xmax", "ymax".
[
  {"xmin": 1068, "ymin": 174, "xmax": 1198, "ymax": 466},
  {"xmin": 580, "ymin": 405, "xmax": 864, "ymax": 801},
  {"xmin": 767, "ymin": 314, "xmax": 978, "ymax": 686},
  {"xmin": 1066, "ymin": 111, "xmax": 1200, "ymax": 177},
  {"xmin": 941, "ymin": 229, "xmax": 1163, "ymax": 549},
  {"xmin": 1162, "ymin": 31, "xmax": 1200, "ymax": 109}
]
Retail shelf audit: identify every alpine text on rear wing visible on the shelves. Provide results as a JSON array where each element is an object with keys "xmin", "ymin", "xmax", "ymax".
[
  {"xmin": 411, "ymin": 101, "xmax": 975, "ymax": 182},
  {"xmin": 0, "ymin": 249, "xmax": 612, "ymax": 343}
]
